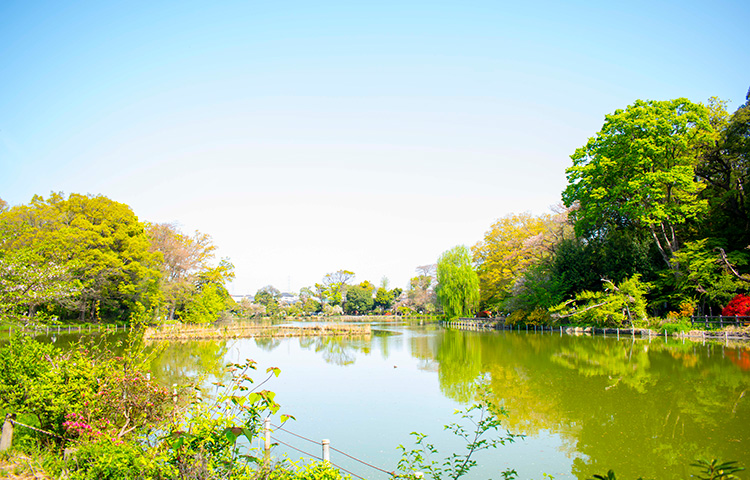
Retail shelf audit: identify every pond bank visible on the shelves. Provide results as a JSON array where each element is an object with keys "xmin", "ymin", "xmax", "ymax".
[
  {"xmin": 144, "ymin": 323, "xmax": 371, "ymax": 341},
  {"xmin": 442, "ymin": 318, "xmax": 750, "ymax": 341}
]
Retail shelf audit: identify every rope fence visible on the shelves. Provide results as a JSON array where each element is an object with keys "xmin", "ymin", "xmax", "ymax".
[
  {"xmin": 1, "ymin": 413, "xmax": 401, "ymax": 479},
  {"xmin": 270, "ymin": 422, "xmax": 397, "ymax": 478}
]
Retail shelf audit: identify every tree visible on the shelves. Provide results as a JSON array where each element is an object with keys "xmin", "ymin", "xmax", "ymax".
[
  {"xmin": 472, "ymin": 211, "xmax": 570, "ymax": 310},
  {"xmin": 563, "ymin": 98, "xmax": 715, "ymax": 273},
  {"xmin": 319, "ymin": 269, "xmax": 355, "ymax": 306},
  {"xmin": 407, "ymin": 265, "xmax": 438, "ymax": 314},
  {"xmin": 146, "ymin": 223, "xmax": 217, "ymax": 321},
  {"xmin": 344, "ymin": 281, "xmax": 374, "ymax": 315},
  {"xmin": 254, "ymin": 285, "xmax": 280, "ymax": 306},
  {"xmin": 436, "ymin": 246, "xmax": 479, "ymax": 319},
  {"xmin": 0, "ymin": 193, "xmax": 161, "ymax": 321},
  {"xmin": 0, "ymin": 247, "xmax": 81, "ymax": 321},
  {"xmin": 697, "ymin": 92, "xmax": 750, "ymax": 252}
]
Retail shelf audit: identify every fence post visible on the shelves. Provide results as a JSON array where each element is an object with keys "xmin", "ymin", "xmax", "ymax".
[
  {"xmin": 0, "ymin": 413, "xmax": 16, "ymax": 451},
  {"xmin": 322, "ymin": 439, "xmax": 330, "ymax": 462}
]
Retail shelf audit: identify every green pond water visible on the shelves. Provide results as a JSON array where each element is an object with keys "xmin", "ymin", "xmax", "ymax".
[{"xmin": 44, "ymin": 324, "xmax": 750, "ymax": 479}]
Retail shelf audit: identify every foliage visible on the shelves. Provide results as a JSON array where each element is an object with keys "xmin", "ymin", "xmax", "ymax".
[
  {"xmin": 663, "ymin": 239, "xmax": 743, "ymax": 310},
  {"xmin": 551, "ymin": 275, "xmax": 650, "ymax": 327},
  {"xmin": 722, "ymin": 294, "xmax": 750, "ymax": 316},
  {"xmin": 395, "ymin": 384, "xmax": 521, "ymax": 480},
  {"xmin": 406, "ymin": 268, "xmax": 437, "ymax": 314},
  {"xmin": 690, "ymin": 459, "xmax": 745, "ymax": 480},
  {"xmin": 563, "ymin": 98, "xmax": 715, "ymax": 272},
  {"xmin": 254, "ymin": 285, "xmax": 281, "ymax": 306},
  {"xmin": 0, "ymin": 246, "xmax": 81, "ymax": 322},
  {"xmin": 146, "ymin": 223, "xmax": 218, "ymax": 322},
  {"xmin": 161, "ymin": 361, "xmax": 286, "ymax": 479},
  {"xmin": 317, "ymin": 270, "xmax": 355, "ymax": 307},
  {"xmin": 0, "ymin": 333, "xmax": 171, "ymax": 440},
  {"xmin": 267, "ymin": 459, "xmax": 351, "ymax": 480},
  {"xmin": 504, "ymin": 310, "xmax": 527, "ymax": 326},
  {"xmin": 344, "ymin": 282, "xmax": 375, "ymax": 314},
  {"xmin": 436, "ymin": 246, "xmax": 479, "ymax": 319},
  {"xmin": 0, "ymin": 193, "xmax": 162, "ymax": 322},
  {"xmin": 697, "ymin": 93, "xmax": 750, "ymax": 252},
  {"xmin": 472, "ymin": 210, "xmax": 570, "ymax": 310}
]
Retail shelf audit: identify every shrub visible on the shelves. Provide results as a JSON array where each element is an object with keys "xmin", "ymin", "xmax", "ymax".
[
  {"xmin": 722, "ymin": 294, "xmax": 750, "ymax": 316},
  {"xmin": 525, "ymin": 308, "xmax": 552, "ymax": 326},
  {"xmin": 505, "ymin": 310, "xmax": 527, "ymax": 326}
]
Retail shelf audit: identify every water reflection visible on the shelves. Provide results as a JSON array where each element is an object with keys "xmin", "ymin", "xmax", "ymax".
[
  {"xmin": 427, "ymin": 330, "xmax": 750, "ymax": 480},
  {"xmin": 131, "ymin": 327, "xmax": 750, "ymax": 480},
  {"xmin": 146, "ymin": 339, "xmax": 229, "ymax": 387}
]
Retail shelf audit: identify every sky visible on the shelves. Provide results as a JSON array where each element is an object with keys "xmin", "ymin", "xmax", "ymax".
[{"xmin": 1, "ymin": 0, "xmax": 749, "ymax": 295}]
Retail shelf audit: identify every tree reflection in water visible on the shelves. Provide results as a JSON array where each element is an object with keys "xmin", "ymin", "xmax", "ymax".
[{"xmin": 428, "ymin": 330, "xmax": 750, "ymax": 480}]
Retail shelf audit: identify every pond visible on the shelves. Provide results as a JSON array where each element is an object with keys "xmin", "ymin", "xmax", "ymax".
[{"xmin": 43, "ymin": 324, "xmax": 750, "ymax": 479}]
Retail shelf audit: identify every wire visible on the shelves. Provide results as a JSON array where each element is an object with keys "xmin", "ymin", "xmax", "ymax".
[
  {"xmin": 9, "ymin": 419, "xmax": 64, "ymax": 439},
  {"xmin": 271, "ymin": 425, "xmax": 395, "ymax": 477},
  {"xmin": 270, "ymin": 436, "xmax": 321, "ymax": 461},
  {"xmin": 328, "ymin": 459, "xmax": 368, "ymax": 480},
  {"xmin": 272, "ymin": 424, "xmax": 318, "ymax": 445},
  {"xmin": 330, "ymin": 446, "xmax": 395, "ymax": 476}
]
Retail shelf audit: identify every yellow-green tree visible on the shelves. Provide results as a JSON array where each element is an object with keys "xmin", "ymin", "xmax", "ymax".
[
  {"xmin": 563, "ymin": 98, "xmax": 716, "ymax": 273},
  {"xmin": 472, "ymin": 210, "xmax": 570, "ymax": 310},
  {"xmin": 0, "ymin": 193, "xmax": 160, "ymax": 321},
  {"xmin": 436, "ymin": 246, "xmax": 479, "ymax": 319}
]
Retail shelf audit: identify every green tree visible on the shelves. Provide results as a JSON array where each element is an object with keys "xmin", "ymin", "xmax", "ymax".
[
  {"xmin": 697, "ymin": 92, "xmax": 750, "ymax": 253},
  {"xmin": 344, "ymin": 281, "xmax": 374, "ymax": 314},
  {"xmin": 254, "ymin": 285, "xmax": 280, "ymax": 306},
  {"xmin": 0, "ymin": 193, "xmax": 161, "ymax": 321},
  {"xmin": 436, "ymin": 246, "xmax": 479, "ymax": 319},
  {"xmin": 563, "ymin": 98, "xmax": 715, "ymax": 273},
  {"xmin": 318, "ymin": 269, "xmax": 355, "ymax": 306}
]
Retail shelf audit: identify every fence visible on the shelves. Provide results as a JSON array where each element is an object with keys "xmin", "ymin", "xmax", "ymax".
[
  {"xmin": 690, "ymin": 315, "xmax": 750, "ymax": 328},
  {"xmin": 5, "ymin": 323, "xmax": 131, "ymax": 337},
  {"xmin": 1, "ymin": 413, "xmax": 402, "ymax": 480}
]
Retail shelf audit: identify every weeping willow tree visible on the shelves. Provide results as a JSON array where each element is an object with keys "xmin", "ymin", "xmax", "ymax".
[{"xmin": 436, "ymin": 246, "xmax": 480, "ymax": 319}]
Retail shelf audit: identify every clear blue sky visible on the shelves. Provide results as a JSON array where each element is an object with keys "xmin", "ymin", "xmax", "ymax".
[{"xmin": 1, "ymin": 0, "xmax": 748, "ymax": 294}]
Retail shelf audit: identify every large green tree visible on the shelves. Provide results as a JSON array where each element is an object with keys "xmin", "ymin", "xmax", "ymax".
[
  {"xmin": 563, "ymin": 98, "xmax": 715, "ymax": 273},
  {"xmin": 0, "ymin": 193, "xmax": 161, "ymax": 321},
  {"xmin": 344, "ymin": 281, "xmax": 375, "ymax": 315},
  {"xmin": 436, "ymin": 246, "xmax": 479, "ymax": 319},
  {"xmin": 697, "ymin": 92, "xmax": 750, "ymax": 252}
]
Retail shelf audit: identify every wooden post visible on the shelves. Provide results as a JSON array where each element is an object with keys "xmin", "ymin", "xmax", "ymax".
[
  {"xmin": 322, "ymin": 439, "xmax": 330, "ymax": 462},
  {"xmin": 0, "ymin": 414, "xmax": 15, "ymax": 451}
]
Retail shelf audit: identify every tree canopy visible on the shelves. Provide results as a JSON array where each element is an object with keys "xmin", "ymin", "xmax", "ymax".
[{"xmin": 436, "ymin": 246, "xmax": 479, "ymax": 319}]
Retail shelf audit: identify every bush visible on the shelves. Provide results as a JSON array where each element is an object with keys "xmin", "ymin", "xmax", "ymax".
[
  {"xmin": 722, "ymin": 294, "xmax": 750, "ymax": 316},
  {"xmin": 505, "ymin": 310, "xmax": 527, "ymax": 326},
  {"xmin": 525, "ymin": 308, "xmax": 552, "ymax": 326}
]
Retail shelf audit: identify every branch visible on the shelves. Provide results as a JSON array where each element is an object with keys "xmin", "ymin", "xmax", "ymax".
[
  {"xmin": 554, "ymin": 302, "xmax": 609, "ymax": 319},
  {"xmin": 715, "ymin": 247, "xmax": 750, "ymax": 283}
]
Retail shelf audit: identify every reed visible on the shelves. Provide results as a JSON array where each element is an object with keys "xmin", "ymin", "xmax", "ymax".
[{"xmin": 144, "ymin": 322, "xmax": 371, "ymax": 341}]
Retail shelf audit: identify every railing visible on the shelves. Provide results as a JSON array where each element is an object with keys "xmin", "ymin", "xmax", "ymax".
[
  {"xmin": 690, "ymin": 315, "xmax": 750, "ymax": 327},
  {"xmin": 4, "ymin": 323, "xmax": 131, "ymax": 336}
]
